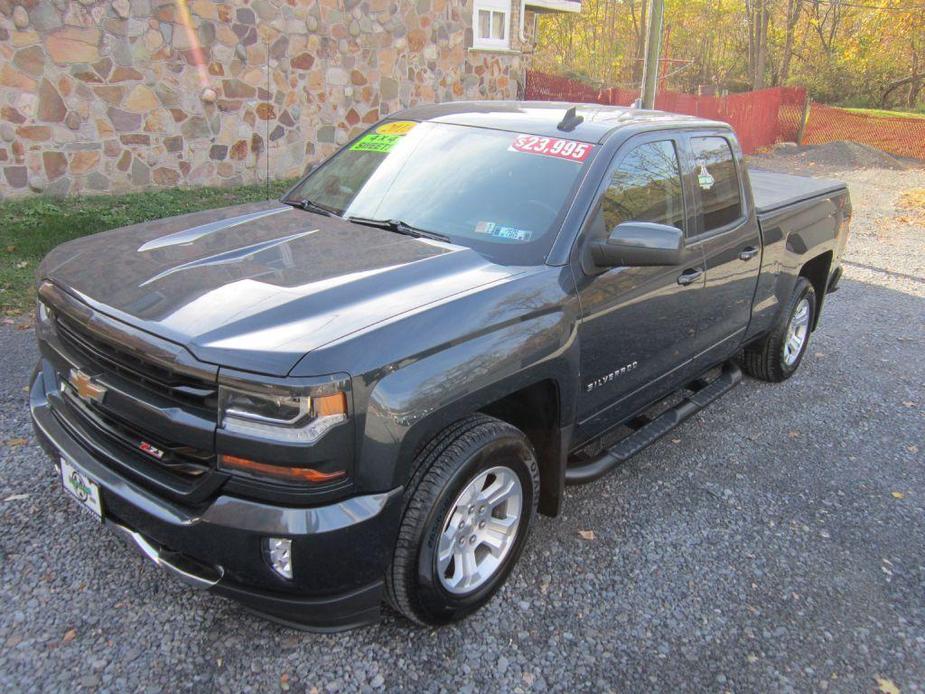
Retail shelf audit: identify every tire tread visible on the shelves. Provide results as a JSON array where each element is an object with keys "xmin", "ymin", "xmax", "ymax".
[
  {"xmin": 739, "ymin": 277, "xmax": 815, "ymax": 383},
  {"xmin": 385, "ymin": 414, "xmax": 538, "ymax": 625}
]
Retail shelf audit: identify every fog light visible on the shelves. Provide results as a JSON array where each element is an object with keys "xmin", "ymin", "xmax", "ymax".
[{"xmin": 266, "ymin": 538, "xmax": 293, "ymax": 579}]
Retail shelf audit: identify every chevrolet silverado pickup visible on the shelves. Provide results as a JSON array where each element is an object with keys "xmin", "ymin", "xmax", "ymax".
[{"xmin": 30, "ymin": 102, "xmax": 851, "ymax": 630}]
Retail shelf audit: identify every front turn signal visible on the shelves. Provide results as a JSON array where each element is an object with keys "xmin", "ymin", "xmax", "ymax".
[{"xmin": 219, "ymin": 454, "xmax": 346, "ymax": 485}]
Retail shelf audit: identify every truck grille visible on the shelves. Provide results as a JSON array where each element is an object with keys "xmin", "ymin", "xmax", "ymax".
[
  {"xmin": 55, "ymin": 313, "xmax": 217, "ymax": 411},
  {"xmin": 38, "ymin": 282, "xmax": 223, "ymax": 501}
]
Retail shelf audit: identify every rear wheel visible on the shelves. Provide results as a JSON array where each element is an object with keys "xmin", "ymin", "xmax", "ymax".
[
  {"xmin": 386, "ymin": 414, "xmax": 539, "ymax": 626},
  {"xmin": 740, "ymin": 277, "xmax": 816, "ymax": 382}
]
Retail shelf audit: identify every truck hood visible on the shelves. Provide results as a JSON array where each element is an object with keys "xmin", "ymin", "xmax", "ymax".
[{"xmin": 41, "ymin": 201, "xmax": 522, "ymax": 375}]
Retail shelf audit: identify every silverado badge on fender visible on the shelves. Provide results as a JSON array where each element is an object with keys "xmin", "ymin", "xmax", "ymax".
[{"xmin": 586, "ymin": 361, "xmax": 639, "ymax": 393}]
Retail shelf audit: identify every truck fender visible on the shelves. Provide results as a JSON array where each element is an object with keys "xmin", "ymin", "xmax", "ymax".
[{"xmin": 356, "ymin": 311, "xmax": 579, "ymax": 507}]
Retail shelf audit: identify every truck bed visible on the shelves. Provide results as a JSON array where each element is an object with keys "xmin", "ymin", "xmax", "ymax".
[{"xmin": 749, "ymin": 169, "xmax": 847, "ymax": 215}]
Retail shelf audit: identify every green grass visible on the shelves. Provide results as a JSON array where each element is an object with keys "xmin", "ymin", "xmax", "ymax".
[
  {"xmin": 0, "ymin": 180, "xmax": 296, "ymax": 316},
  {"xmin": 840, "ymin": 106, "xmax": 925, "ymax": 120}
]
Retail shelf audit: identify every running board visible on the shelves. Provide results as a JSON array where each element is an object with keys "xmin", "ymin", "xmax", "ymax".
[{"xmin": 565, "ymin": 362, "xmax": 743, "ymax": 485}]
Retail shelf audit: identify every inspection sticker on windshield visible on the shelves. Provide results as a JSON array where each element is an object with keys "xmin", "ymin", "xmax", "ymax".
[
  {"xmin": 376, "ymin": 121, "xmax": 417, "ymax": 136},
  {"xmin": 351, "ymin": 133, "xmax": 401, "ymax": 153},
  {"xmin": 474, "ymin": 221, "xmax": 534, "ymax": 242},
  {"xmin": 509, "ymin": 134, "xmax": 593, "ymax": 162}
]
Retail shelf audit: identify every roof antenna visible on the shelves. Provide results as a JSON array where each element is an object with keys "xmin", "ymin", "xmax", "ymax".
[{"xmin": 557, "ymin": 106, "xmax": 584, "ymax": 132}]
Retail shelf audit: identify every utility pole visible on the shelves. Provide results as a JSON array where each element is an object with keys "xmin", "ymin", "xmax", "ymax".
[{"xmin": 639, "ymin": 0, "xmax": 665, "ymax": 109}]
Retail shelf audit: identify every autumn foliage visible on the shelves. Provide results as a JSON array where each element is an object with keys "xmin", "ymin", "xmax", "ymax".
[{"xmin": 533, "ymin": 0, "xmax": 925, "ymax": 111}]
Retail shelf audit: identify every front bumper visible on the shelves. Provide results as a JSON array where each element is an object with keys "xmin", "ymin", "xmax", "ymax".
[{"xmin": 30, "ymin": 367, "xmax": 403, "ymax": 632}]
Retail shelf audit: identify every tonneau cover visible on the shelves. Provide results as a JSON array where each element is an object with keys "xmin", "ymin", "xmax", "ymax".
[{"xmin": 749, "ymin": 168, "xmax": 847, "ymax": 215}]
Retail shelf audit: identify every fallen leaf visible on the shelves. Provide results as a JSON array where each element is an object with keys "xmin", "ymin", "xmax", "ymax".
[
  {"xmin": 280, "ymin": 673, "xmax": 290, "ymax": 691},
  {"xmin": 907, "ymin": 445, "xmax": 918, "ymax": 454},
  {"xmin": 3, "ymin": 494, "xmax": 29, "ymax": 502},
  {"xmin": 523, "ymin": 672, "xmax": 536, "ymax": 686},
  {"xmin": 5, "ymin": 245, "xmax": 15, "ymax": 253},
  {"xmin": 891, "ymin": 491, "xmax": 905, "ymax": 499},
  {"xmin": 875, "ymin": 676, "xmax": 900, "ymax": 694},
  {"xmin": 578, "ymin": 529, "xmax": 595, "ymax": 541},
  {"xmin": 902, "ymin": 401, "xmax": 916, "ymax": 408},
  {"xmin": 788, "ymin": 431, "xmax": 800, "ymax": 439},
  {"xmin": 62, "ymin": 629, "xmax": 77, "ymax": 643},
  {"xmin": 5, "ymin": 437, "xmax": 28, "ymax": 447}
]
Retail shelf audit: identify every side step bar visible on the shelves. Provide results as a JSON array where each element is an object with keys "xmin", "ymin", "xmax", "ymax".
[{"xmin": 565, "ymin": 362, "xmax": 743, "ymax": 486}]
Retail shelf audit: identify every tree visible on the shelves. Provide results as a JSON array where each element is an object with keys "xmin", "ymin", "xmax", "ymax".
[{"xmin": 532, "ymin": 0, "xmax": 925, "ymax": 109}]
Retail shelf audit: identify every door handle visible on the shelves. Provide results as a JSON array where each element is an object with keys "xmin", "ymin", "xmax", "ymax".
[
  {"xmin": 739, "ymin": 246, "xmax": 759, "ymax": 261},
  {"xmin": 677, "ymin": 267, "xmax": 703, "ymax": 286}
]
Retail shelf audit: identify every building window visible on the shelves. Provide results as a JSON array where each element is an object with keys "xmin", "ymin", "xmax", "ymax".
[{"xmin": 473, "ymin": 0, "xmax": 511, "ymax": 50}]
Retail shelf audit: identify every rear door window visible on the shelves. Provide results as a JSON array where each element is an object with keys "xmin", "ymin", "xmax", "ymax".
[{"xmin": 690, "ymin": 136, "xmax": 743, "ymax": 231}]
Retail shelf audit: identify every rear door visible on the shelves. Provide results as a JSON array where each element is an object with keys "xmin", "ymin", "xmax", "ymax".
[
  {"xmin": 681, "ymin": 132, "xmax": 761, "ymax": 368},
  {"xmin": 573, "ymin": 134, "xmax": 706, "ymax": 443}
]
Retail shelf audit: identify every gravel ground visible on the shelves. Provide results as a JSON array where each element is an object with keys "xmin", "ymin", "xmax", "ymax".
[{"xmin": 2, "ymin": 151, "xmax": 924, "ymax": 692}]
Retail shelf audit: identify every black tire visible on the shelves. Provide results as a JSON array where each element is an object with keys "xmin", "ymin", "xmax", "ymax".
[
  {"xmin": 740, "ymin": 277, "xmax": 816, "ymax": 382},
  {"xmin": 385, "ymin": 414, "xmax": 540, "ymax": 626}
]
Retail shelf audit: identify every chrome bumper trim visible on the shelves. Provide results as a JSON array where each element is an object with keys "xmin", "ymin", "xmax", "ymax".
[{"xmin": 106, "ymin": 520, "xmax": 223, "ymax": 590}]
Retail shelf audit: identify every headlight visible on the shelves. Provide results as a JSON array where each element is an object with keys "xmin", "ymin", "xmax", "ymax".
[
  {"xmin": 221, "ymin": 388, "xmax": 312, "ymax": 427},
  {"xmin": 219, "ymin": 382, "xmax": 348, "ymax": 444}
]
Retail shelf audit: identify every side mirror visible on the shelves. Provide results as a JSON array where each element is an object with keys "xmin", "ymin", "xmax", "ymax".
[{"xmin": 590, "ymin": 221, "xmax": 684, "ymax": 268}]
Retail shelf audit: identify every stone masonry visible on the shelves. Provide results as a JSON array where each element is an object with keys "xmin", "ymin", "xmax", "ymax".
[{"xmin": 0, "ymin": 0, "xmax": 535, "ymax": 198}]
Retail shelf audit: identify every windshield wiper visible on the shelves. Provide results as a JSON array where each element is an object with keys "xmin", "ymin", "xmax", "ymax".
[
  {"xmin": 347, "ymin": 217, "xmax": 451, "ymax": 243},
  {"xmin": 282, "ymin": 198, "xmax": 338, "ymax": 217}
]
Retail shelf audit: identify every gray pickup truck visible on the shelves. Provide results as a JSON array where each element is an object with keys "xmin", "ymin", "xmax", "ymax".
[{"xmin": 30, "ymin": 102, "xmax": 850, "ymax": 631}]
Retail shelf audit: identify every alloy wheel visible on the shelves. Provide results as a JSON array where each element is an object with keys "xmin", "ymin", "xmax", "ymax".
[{"xmin": 436, "ymin": 466, "xmax": 523, "ymax": 595}]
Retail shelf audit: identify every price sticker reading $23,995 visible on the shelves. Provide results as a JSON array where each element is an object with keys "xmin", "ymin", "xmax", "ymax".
[{"xmin": 509, "ymin": 135, "xmax": 593, "ymax": 163}]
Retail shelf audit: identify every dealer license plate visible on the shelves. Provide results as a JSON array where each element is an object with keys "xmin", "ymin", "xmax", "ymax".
[{"xmin": 60, "ymin": 458, "xmax": 102, "ymax": 521}]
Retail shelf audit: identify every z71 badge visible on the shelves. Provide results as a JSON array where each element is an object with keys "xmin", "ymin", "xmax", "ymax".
[{"xmin": 586, "ymin": 361, "xmax": 639, "ymax": 393}]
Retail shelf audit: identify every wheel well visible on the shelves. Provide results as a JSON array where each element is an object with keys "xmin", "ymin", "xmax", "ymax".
[
  {"xmin": 480, "ymin": 380, "xmax": 563, "ymax": 517},
  {"xmin": 799, "ymin": 251, "xmax": 832, "ymax": 329}
]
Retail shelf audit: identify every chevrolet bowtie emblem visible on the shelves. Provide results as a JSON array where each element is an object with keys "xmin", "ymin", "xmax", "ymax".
[{"xmin": 67, "ymin": 368, "xmax": 107, "ymax": 403}]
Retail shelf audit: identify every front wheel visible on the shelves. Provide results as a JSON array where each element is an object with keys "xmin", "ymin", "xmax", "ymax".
[
  {"xmin": 386, "ymin": 415, "xmax": 540, "ymax": 626},
  {"xmin": 740, "ymin": 277, "xmax": 817, "ymax": 382}
]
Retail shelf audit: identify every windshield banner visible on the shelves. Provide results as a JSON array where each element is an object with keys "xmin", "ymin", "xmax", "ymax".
[{"xmin": 351, "ymin": 133, "xmax": 401, "ymax": 153}]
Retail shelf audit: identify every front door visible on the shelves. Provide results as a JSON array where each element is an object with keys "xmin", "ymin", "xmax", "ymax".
[{"xmin": 573, "ymin": 136, "xmax": 706, "ymax": 444}]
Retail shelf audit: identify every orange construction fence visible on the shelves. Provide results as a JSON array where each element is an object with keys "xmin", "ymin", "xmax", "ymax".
[
  {"xmin": 802, "ymin": 103, "xmax": 925, "ymax": 160},
  {"xmin": 524, "ymin": 70, "xmax": 925, "ymax": 160},
  {"xmin": 523, "ymin": 70, "xmax": 806, "ymax": 154}
]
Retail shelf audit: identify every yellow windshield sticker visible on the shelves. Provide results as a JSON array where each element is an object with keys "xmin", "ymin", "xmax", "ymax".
[
  {"xmin": 376, "ymin": 121, "xmax": 417, "ymax": 136},
  {"xmin": 350, "ymin": 133, "xmax": 401, "ymax": 153}
]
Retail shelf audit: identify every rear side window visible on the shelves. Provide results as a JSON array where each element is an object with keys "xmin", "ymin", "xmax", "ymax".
[
  {"xmin": 599, "ymin": 140, "xmax": 685, "ymax": 233},
  {"xmin": 691, "ymin": 136, "xmax": 743, "ymax": 231}
]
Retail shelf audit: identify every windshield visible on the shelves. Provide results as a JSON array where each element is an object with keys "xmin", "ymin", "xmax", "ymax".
[{"xmin": 284, "ymin": 121, "xmax": 595, "ymax": 265}]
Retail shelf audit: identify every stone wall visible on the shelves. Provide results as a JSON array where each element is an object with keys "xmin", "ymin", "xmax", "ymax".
[{"xmin": 0, "ymin": 0, "xmax": 533, "ymax": 199}]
